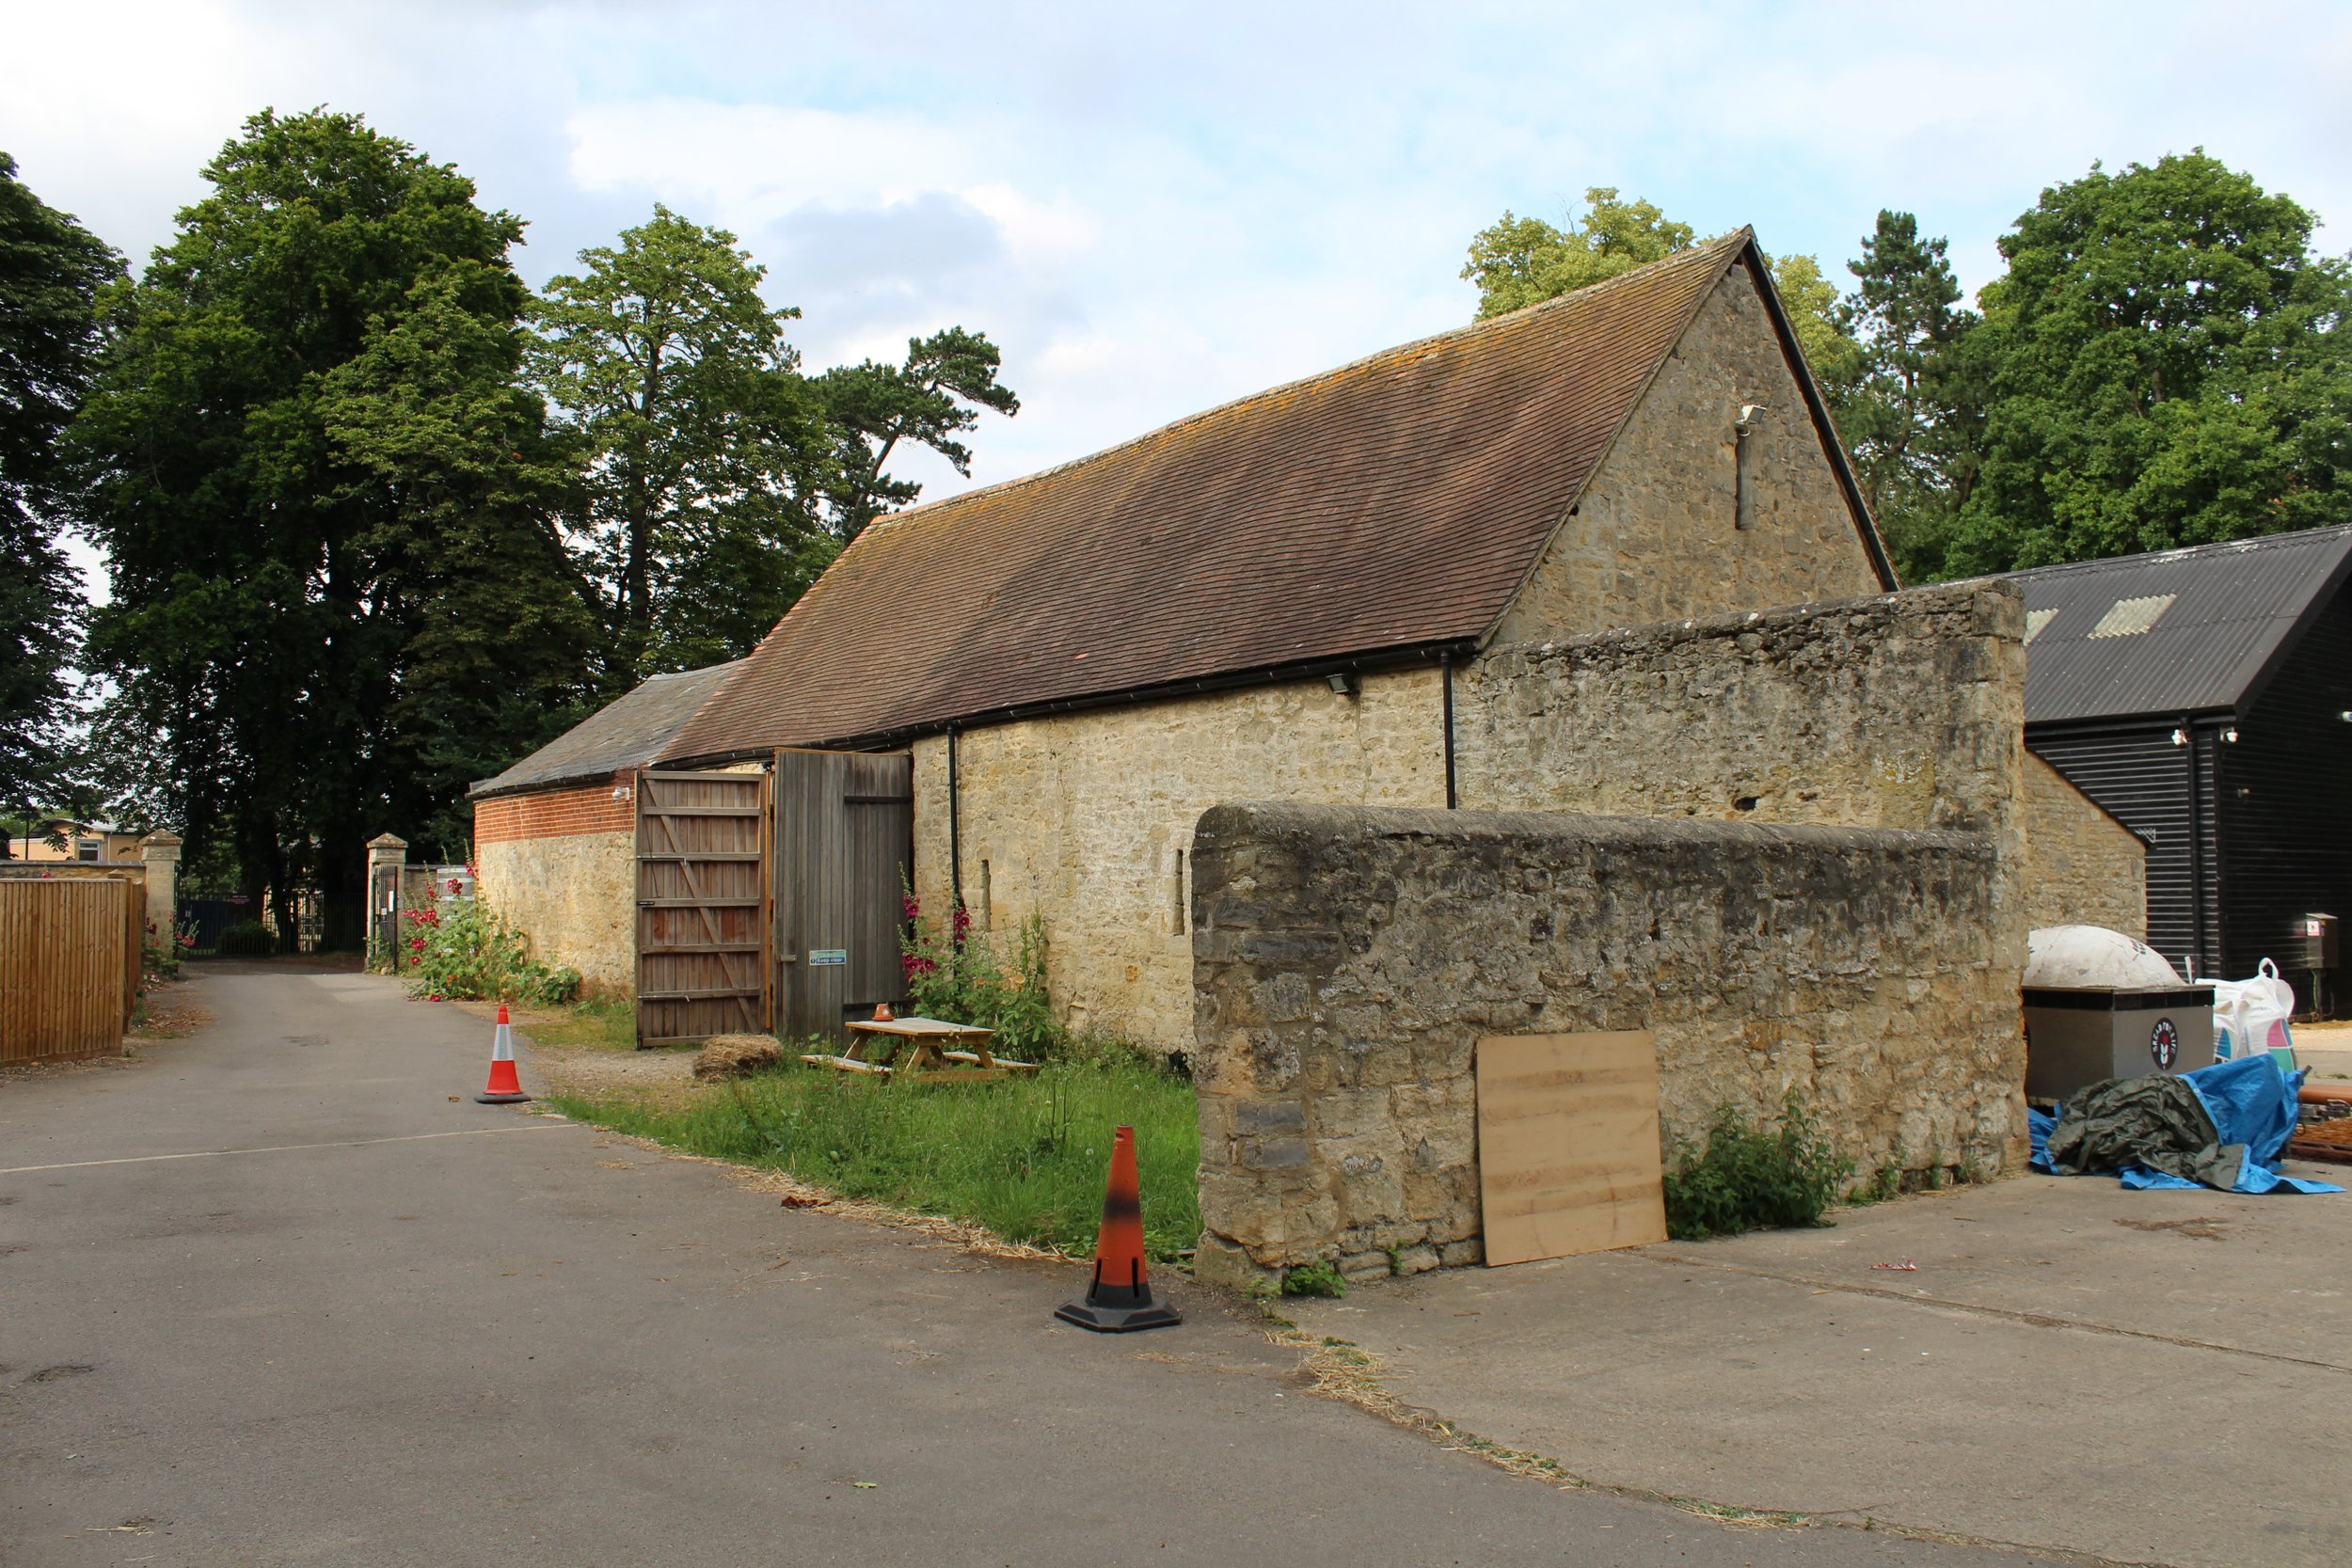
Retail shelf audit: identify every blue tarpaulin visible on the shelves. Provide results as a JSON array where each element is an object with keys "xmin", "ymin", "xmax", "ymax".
[{"xmin": 2030, "ymin": 1054, "xmax": 2341, "ymax": 1195}]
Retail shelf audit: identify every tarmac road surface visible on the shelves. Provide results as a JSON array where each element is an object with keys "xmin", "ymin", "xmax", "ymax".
[{"xmin": 2, "ymin": 966, "xmax": 2042, "ymax": 1568}]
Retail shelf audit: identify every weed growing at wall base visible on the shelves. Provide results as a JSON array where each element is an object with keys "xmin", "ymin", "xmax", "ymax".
[
  {"xmin": 549, "ymin": 1058, "xmax": 1200, "ymax": 1259},
  {"xmin": 1662, "ymin": 1091, "xmax": 1855, "ymax": 1240}
]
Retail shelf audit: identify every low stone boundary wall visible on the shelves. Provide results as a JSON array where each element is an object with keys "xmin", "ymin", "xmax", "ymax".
[{"xmin": 1189, "ymin": 802, "xmax": 2024, "ymax": 1288}]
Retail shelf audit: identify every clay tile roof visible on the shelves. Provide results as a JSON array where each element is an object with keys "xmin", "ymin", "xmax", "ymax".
[
  {"xmin": 469, "ymin": 659, "xmax": 747, "ymax": 799},
  {"xmin": 667, "ymin": 230, "xmax": 1773, "ymax": 760}
]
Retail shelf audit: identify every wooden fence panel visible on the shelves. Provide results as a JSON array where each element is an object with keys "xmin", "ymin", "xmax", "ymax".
[{"xmin": 0, "ymin": 879, "xmax": 131, "ymax": 1063}]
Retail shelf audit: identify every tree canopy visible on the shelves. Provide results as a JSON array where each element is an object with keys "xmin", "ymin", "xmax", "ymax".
[
  {"xmin": 1462, "ymin": 155, "xmax": 2352, "ymax": 584},
  {"xmin": 1459, "ymin": 188, "xmax": 1858, "ymax": 408},
  {"xmin": 1947, "ymin": 151, "xmax": 2352, "ymax": 573},
  {"xmin": 0, "ymin": 151, "xmax": 119, "ymax": 820},
  {"xmin": 61, "ymin": 111, "xmax": 1021, "ymax": 936},
  {"xmin": 71, "ymin": 109, "xmax": 596, "ymax": 940},
  {"xmin": 529, "ymin": 206, "xmax": 838, "ymax": 679}
]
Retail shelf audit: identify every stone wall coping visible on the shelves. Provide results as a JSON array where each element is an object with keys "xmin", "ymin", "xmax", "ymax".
[
  {"xmin": 1486, "ymin": 578, "xmax": 2022, "ymax": 665},
  {"xmin": 1195, "ymin": 800, "xmax": 1993, "ymax": 862}
]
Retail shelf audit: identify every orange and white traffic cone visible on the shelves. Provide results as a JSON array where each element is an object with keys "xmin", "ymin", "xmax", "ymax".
[
  {"xmin": 474, "ymin": 1004, "xmax": 530, "ymax": 1104},
  {"xmin": 1055, "ymin": 1125, "xmax": 1181, "ymax": 1332}
]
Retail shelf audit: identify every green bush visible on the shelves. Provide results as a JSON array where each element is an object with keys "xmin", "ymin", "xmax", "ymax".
[
  {"xmin": 216, "ymin": 921, "xmax": 276, "ymax": 956},
  {"xmin": 902, "ymin": 899, "xmax": 1077, "ymax": 1063},
  {"xmin": 1662, "ymin": 1091, "xmax": 1855, "ymax": 1240},
  {"xmin": 407, "ymin": 900, "xmax": 580, "ymax": 1006}
]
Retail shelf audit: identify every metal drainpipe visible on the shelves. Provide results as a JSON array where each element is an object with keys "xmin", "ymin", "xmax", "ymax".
[
  {"xmin": 1441, "ymin": 654, "xmax": 1459, "ymax": 810},
  {"xmin": 947, "ymin": 727, "xmax": 963, "ymax": 912}
]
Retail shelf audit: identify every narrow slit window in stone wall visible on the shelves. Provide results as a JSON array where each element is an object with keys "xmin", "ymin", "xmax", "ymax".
[
  {"xmin": 977, "ymin": 859, "xmax": 993, "ymax": 930},
  {"xmin": 1173, "ymin": 848, "xmax": 1188, "ymax": 936}
]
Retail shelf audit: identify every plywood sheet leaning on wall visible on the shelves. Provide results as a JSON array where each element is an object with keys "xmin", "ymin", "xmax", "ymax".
[
  {"xmin": 1476, "ymin": 1032, "xmax": 1666, "ymax": 1266},
  {"xmin": 0, "ymin": 878, "xmax": 132, "ymax": 1063}
]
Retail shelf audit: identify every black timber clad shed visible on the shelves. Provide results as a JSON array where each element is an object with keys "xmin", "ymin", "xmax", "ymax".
[{"xmin": 2011, "ymin": 525, "xmax": 2352, "ymax": 1007}]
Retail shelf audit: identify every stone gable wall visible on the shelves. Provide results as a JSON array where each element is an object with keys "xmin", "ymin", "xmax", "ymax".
[
  {"xmin": 2020, "ymin": 752, "xmax": 2148, "ymax": 938},
  {"xmin": 1189, "ymin": 804, "xmax": 2021, "ymax": 1288},
  {"xmin": 1488, "ymin": 263, "xmax": 1885, "ymax": 647}
]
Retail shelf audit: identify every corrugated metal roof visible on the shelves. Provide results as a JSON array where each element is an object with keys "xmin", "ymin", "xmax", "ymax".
[
  {"xmin": 665, "ymin": 230, "xmax": 1878, "ymax": 760},
  {"xmin": 2011, "ymin": 526, "xmax": 2352, "ymax": 726},
  {"xmin": 469, "ymin": 660, "xmax": 746, "ymax": 798}
]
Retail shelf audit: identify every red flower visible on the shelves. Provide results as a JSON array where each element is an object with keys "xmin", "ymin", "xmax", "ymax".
[
  {"xmin": 447, "ymin": 878, "xmax": 463, "ymax": 895},
  {"xmin": 901, "ymin": 894, "xmax": 921, "ymax": 921},
  {"xmin": 951, "ymin": 904, "xmax": 972, "ymax": 937},
  {"xmin": 901, "ymin": 953, "xmax": 936, "ymax": 979},
  {"xmin": 408, "ymin": 936, "xmax": 426, "ymax": 952}
]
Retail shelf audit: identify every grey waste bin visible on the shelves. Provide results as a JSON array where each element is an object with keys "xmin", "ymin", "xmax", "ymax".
[{"xmin": 2022, "ymin": 984, "xmax": 2216, "ymax": 1101}]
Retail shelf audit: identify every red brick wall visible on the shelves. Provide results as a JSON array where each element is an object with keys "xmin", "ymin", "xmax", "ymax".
[{"xmin": 473, "ymin": 782, "xmax": 634, "ymax": 844}]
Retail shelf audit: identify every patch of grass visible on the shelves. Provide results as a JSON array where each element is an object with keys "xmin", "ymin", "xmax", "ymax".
[
  {"xmin": 1280, "ymin": 1259, "xmax": 1348, "ymax": 1297},
  {"xmin": 1662, "ymin": 1091, "xmax": 1854, "ymax": 1241},
  {"xmin": 519, "ymin": 998, "xmax": 640, "ymax": 1053},
  {"xmin": 549, "ymin": 1056, "xmax": 1200, "ymax": 1259}
]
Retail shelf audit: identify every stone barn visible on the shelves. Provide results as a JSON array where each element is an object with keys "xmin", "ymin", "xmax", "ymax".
[
  {"xmin": 472, "ymin": 230, "xmax": 2139, "ymax": 1275},
  {"xmin": 469, "ymin": 660, "xmax": 742, "ymax": 994}
]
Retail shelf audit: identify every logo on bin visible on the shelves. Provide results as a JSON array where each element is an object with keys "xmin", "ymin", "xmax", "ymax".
[{"xmin": 2150, "ymin": 1017, "xmax": 2179, "ymax": 1070}]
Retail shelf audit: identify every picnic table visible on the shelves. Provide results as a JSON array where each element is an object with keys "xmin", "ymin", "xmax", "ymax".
[{"xmin": 801, "ymin": 1015, "xmax": 1041, "ymax": 1082}]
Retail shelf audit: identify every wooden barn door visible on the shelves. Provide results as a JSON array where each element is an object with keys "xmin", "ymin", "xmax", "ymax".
[
  {"xmin": 773, "ymin": 749, "xmax": 914, "ymax": 1043},
  {"xmin": 634, "ymin": 770, "xmax": 771, "ymax": 1048}
]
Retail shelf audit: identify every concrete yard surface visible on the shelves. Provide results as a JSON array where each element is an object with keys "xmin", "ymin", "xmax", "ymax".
[
  {"xmin": 1, "ymin": 966, "xmax": 2045, "ymax": 1568},
  {"xmin": 1288, "ymin": 1170, "xmax": 2351, "ymax": 1568}
]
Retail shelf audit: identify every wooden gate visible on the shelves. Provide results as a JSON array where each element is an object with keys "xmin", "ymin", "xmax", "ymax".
[
  {"xmin": 635, "ymin": 770, "xmax": 771, "ymax": 1048},
  {"xmin": 773, "ymin": 749, "xmax": 914, "ymax": 1042},
  {"xmin": 0, "ymin": 877, "xmax": 136, "ymax": 1063}
]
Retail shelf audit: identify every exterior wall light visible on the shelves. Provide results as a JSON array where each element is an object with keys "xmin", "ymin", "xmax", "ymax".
[
  {"xmin": 2170, "ymin": 728, "xmax": 2189, "ymax": 746},
  {"xmin": 1327, "ymin": 673, "xmax": 1359, "ymax": 697}
]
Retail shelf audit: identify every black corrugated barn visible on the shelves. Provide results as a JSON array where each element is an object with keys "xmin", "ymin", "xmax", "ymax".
[{"xmin": 2012, "ymin": 525, "xmax": 2352, "ymax": 1012}]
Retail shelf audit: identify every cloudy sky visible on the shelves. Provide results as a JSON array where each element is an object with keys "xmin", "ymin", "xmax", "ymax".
[{"xmin": 7, "ymin": 0, "xmax": 2348, "ymax": 513}]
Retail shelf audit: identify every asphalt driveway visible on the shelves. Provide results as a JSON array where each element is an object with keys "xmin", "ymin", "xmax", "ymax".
[{"xmin": 1, "ymin": 966, "xmax": 2037, "ymax": 1568}]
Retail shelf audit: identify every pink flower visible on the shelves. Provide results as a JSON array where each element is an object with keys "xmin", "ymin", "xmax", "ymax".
[
  {"xmin": 951, "ymin": 904, "xmax": 972, "ymax": 937},
  {"xmin": 901, "ymin": 954, "xmax": 936, "ymax": 979},
  {"xmin": 901, "ymin": 894, "xmax": 921, "ymax": 921}
]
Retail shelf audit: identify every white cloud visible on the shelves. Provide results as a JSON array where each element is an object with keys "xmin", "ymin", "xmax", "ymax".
[{"xmin": 3, "ymin": 0, "xmax": 2347, "ymax": 529}]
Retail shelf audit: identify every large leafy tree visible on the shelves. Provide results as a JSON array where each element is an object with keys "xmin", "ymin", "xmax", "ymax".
[
  {"xmin": 72, "ymin": 109, "xmax": 596, "ymax": 944},
  {"xmin": 1947, "ymin": 151, "xmax": 2352, "ymax": 573},
  {"xmin": 1836, "ymin": 212, "xmax": 1984, "ymax": 581},
  {"xmin": 816, "ymin": 326, "xmax": 1021, "ymax": 541},
  {"xmin": 530, "ymin": 207, "xmax": 840, "ymax": 678},
  {"xmin": 1460, "ymin": 188, "xmax": 1859, "ymax": 405},
  {"xmin": 0, "ymin": 152, "xmax": 119, "ymax": 824}
]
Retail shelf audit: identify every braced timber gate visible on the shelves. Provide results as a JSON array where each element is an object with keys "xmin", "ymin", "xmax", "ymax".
[
  {"xmin": 633, "ymin": 752, "xmax": 913, "ymax": 1048},
  {"xmin": 634, "ymin": 770, "xmax": 771, "ymax": 1047}
]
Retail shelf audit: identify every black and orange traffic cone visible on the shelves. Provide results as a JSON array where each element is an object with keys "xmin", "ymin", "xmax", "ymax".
[
  {"xmin": 1055, "ymin": 1125, "xmax": 1181, "ymax": 1333},
  {"xmin": 474, "ymin": 1004, "xmax": 531, "ymax": 1104}
]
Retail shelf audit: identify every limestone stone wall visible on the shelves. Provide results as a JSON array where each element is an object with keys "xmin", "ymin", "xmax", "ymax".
[
  {"xmin": 1458, "ymin": 582, "xmax": 2027, "ymax": 844},
  {"xmin": 1190, "ymin": 803, "xmax": 2022, "ymax": 1288},
  {"xmin": 1488, "ymin": 263, "xmax": 1885, "ymax": 647},
  {"xmin": 911, "ymin": 669, "xmax": 1449, "ymax": 1045},
  {"xmin": 2021, "ymin": 752, "xmax": 2148, "ymax": 938},
  {"xmin": 474, "ymin": 782, "xmax": 637, "ymax": 993}
]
